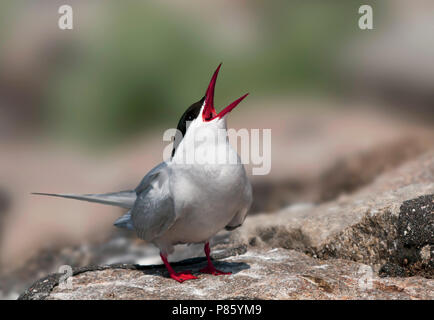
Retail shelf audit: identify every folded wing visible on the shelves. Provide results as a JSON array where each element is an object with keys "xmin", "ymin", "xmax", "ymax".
[{"xmin": 130, "ymin": 161, "xmax": 177, "ymax": 241}]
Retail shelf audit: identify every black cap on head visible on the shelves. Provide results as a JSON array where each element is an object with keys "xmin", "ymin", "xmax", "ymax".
[{"xmin": 171, "ymin": 96, "xmax": 204, "ymax": 158}]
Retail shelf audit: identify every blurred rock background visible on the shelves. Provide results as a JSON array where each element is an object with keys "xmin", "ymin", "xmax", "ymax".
[{"xmin": 0, "ymin": 0, "xmax": 433, "ymax": 299}]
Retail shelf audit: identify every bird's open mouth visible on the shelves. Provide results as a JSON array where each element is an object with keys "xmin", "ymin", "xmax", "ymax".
[{"xmin": 202, "ymin": 63, "xmax": 249, "ymax": 122}]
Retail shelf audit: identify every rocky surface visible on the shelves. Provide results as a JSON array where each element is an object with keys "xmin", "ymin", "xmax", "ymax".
[
  {"xmin": 3, "ymin": 106, "xmax": 433, "ymax": 300},
  {"xmin": 0, "ymin": 230, "xmax": 233, "ymax": 298},
  {"xmin": 231, "ymin": 152, "xmax": 434, "ymax": 274},
  {"xmin": 249, "ymin": 118, "xmax": 432, "ymax": 213},
  {"xmin": 19, "ymin": 248, "xmax": 434, "ymax": 300},
  {"xmin": 380, "ymin": 194, "xmax": 434, "ymax": 278},
  {"xmin": 2, "ymin": 105, "xmax": 433, "ymax": 274},
  {"xmin": 18, "ymin": 150, "xmax": 434, "ymax": 300}
]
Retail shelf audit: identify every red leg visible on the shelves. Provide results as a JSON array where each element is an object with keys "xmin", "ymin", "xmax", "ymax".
[
  {"xmin": 199, "ymin": 242, "xmax": 231, "ymax": 275},
  {"xmin": 160, "ymin": 253, "xmax": 198, "ymax": 283}
]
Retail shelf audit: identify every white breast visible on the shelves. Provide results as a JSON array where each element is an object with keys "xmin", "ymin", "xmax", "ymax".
[
  {"xmin": 153, "ymin": 161, "xmax": 250, "ymax": 252},
  {"xmin": 154, "ymin": 114, "xmax": 252, "ymax": 252}
]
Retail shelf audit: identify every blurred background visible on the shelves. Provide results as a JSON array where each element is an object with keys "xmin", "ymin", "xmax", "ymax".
[{"xmin": 0, "ymin": 0, "xmax": 433, "ymax": 298}]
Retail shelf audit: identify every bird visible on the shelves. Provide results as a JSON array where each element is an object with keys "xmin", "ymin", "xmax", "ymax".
[{"xmin": 33, "ymin": 64, "xmax": 252, "ymax": 283}]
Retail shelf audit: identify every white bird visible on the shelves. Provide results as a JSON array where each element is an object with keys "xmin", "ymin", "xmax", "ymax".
[{"xmin": 33, "ymin": 64, "xmax": 252, "ymax": 282}]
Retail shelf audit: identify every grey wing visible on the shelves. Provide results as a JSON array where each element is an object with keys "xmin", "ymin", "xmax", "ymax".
[
  {"xmin": 135, "ymin": 161, "xmax": 168, "ymax": 194},
  {"xmin": 131, "ymin": 162, "xmax": 177, "ymax": 241},
  {"xmin": 225, "ymin": 207, "xmax": 249, "ymax": 231},
  {"xmin": 225, "ymin": 181, "xmax": 252, "ymax": 231}
]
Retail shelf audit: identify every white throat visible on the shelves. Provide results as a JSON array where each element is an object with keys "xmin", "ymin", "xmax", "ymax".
[{"xmin": 172, "ymin": 104, "xmax": 237, "ymax": 166}]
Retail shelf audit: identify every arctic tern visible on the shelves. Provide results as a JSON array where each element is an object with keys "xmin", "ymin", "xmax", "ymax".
[{"xmin": 33, "ymin": 64, "xmax": 252, "ymax": 282}]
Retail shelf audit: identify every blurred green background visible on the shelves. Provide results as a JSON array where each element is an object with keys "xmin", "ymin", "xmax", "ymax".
[{"xmin": 0, "ymin": 0, "xmax": 380, "ymax": 147}]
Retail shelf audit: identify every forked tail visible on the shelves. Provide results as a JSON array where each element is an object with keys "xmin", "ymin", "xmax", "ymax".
[{"xmin": 32, "ymin": 190, "xmax": 137, "ymax": 209}]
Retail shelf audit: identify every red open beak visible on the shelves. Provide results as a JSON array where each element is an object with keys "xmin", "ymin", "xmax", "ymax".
[{"xmin": 202, "ymin": 63, "xmax": 249, "ymax": 122}]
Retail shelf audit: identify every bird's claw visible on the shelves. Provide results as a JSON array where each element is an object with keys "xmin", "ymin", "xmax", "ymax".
[
  {"xmin": 170, "ymin": 271, "xmax": 198, "ymax": 283},
  {"xmin": 200, "ymin": 265, "xmax": 231, "ymax": 276}
]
